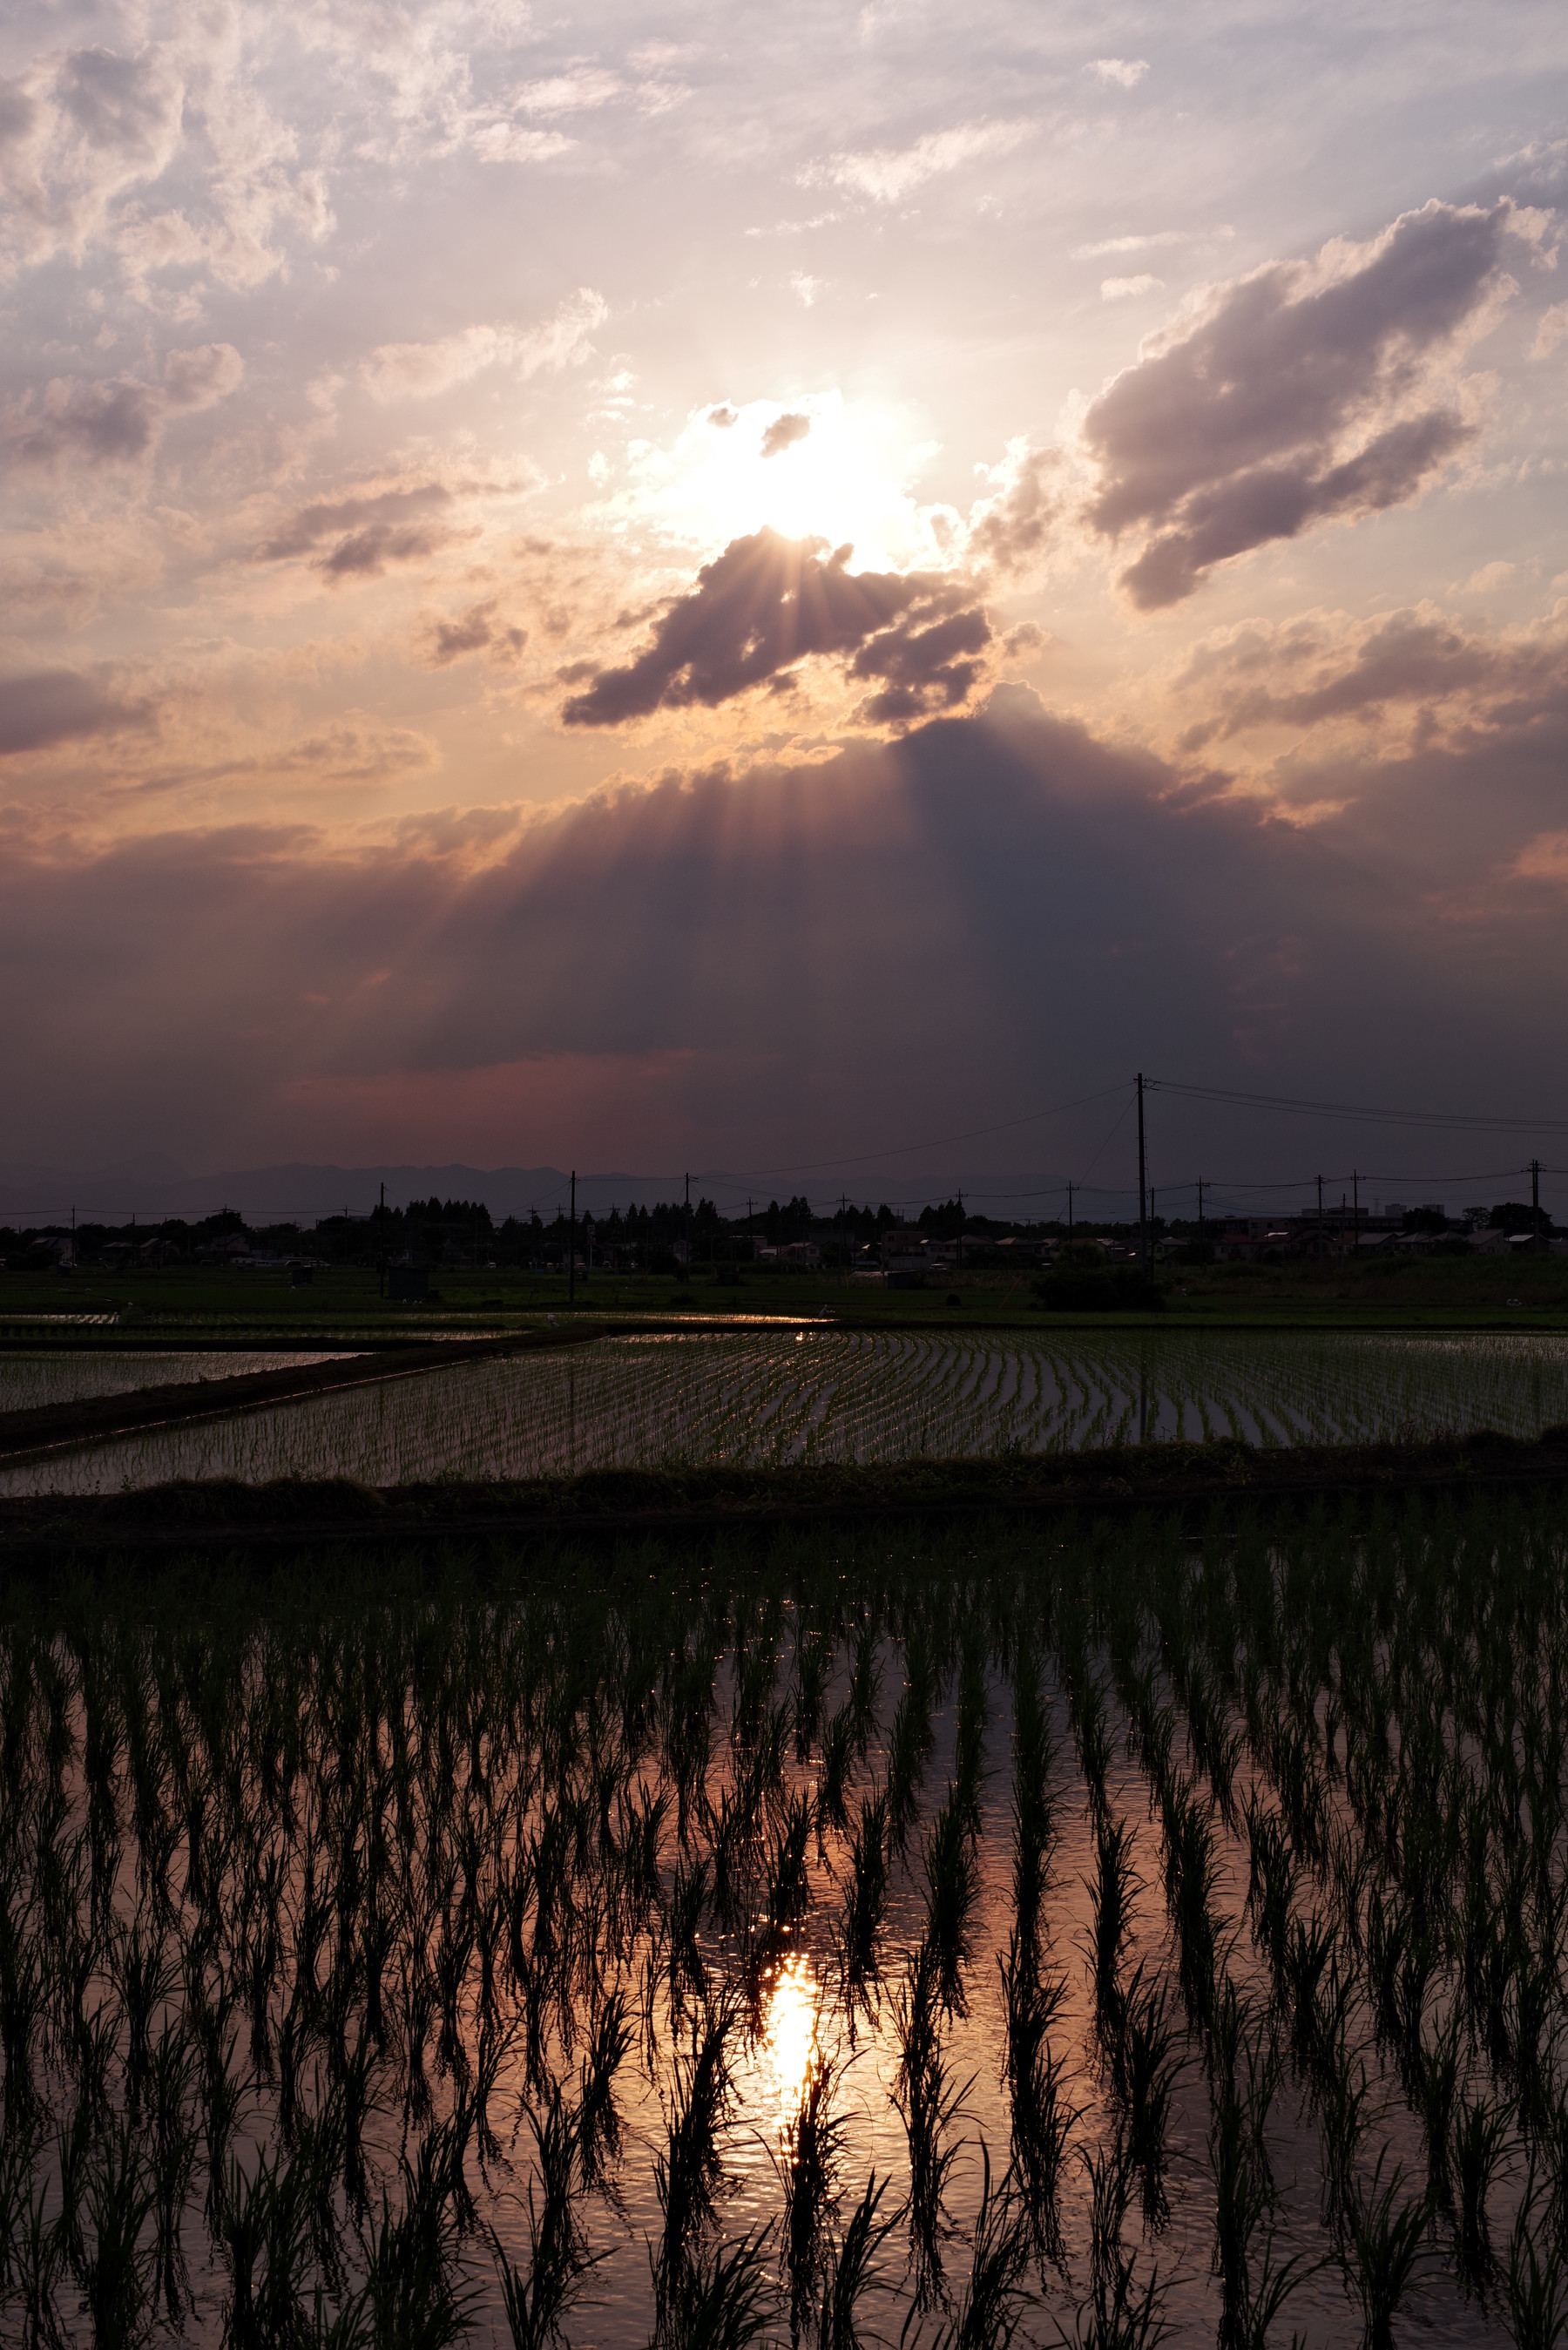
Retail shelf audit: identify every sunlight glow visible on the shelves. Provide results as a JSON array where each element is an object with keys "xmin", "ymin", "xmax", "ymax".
[
  {"xmin": 763, "ymin": 1951, "xmax": 821, "ymax": 2122},
  {"xmin": 612, "ymin": 392, "xmax": 957, "ymax": 573}
]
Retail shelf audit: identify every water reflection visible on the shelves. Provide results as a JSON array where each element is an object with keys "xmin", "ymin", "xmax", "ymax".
[{"xmin": 761, "ymin": 1950, "xmax": 821, "ymax": 2123}]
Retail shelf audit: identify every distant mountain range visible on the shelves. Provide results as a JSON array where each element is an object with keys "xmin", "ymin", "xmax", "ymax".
[{"xmin": 0, "ymin": 1161, "xmax": 1022, "ymax": 1225}]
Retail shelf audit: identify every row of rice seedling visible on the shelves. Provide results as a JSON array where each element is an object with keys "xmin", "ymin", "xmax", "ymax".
[
  {"xmin": 0, "ymin": 1492, "xmax": 1565, "ymax": 2342},
  {"xmin": 10, "ymin": 1329, "xmax": 1568, "ymax": 1493},
  {"xmin": 0, "ymin": 1351, "xmax": 341, "ymax": 1417}
]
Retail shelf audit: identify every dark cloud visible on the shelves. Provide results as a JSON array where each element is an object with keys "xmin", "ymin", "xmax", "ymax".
[
  {"xmin": 4, "ymin": 345, "xmax": 242, "ymax": 471},
  {"xmin": 8, "ymin": 687, "xmax": 1568, "ymax": 1178},
  {"xmin": 6, "ymin": 376, "xmax": 160, "ymax": 467},
  {"xmin": 425, "ymin": 598, "xmax": 528, "ymax": 667},
  {"xmin": 1084, "ymin": 201, "xmax": 1522, "ymax": 608},
  {"xmin": 561, "ymin": 528, "xmax": 990, "ymax": 727},
  {"xmin": 0, "ymin": 79, "xmax": 37, "ymax": 147},
  {"xmin": 848, "ymin": 602, "xmax": 991, "ymax": 724},
  {"xmin": 260, "ymin": 484, "xmax": 460, "ymax": 580},
  {"xmin": 56, "ymin": 47, "xmax": 176, "ymax": 160},
  {"xmin": 706, "ymin": 404, "xmax": 738, "ymax": 428},
  {"xmin": 1176, "ymin": 606, "xmax": 1568, "ymax": 750},
  {"xmin": 0, "ymin": 669, "xmax": 153, "ymax": 756},
  {"xmin": 760, "ymin": 410, "xmax": 811, "ymax": 458}
]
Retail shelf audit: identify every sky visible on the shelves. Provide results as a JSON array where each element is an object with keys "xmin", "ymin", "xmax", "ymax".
[{"xmin": 3, "ymin": 0, "xmax": 1568, "ymax": 1221}]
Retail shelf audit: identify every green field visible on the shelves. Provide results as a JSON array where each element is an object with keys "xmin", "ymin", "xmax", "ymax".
[{"xmin": 5, "ymin": 1246, "xmax": 1568, "ymax": 1352}]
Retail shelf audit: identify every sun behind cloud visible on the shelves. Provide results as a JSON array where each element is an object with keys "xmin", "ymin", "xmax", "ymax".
[{"xmin": 606, "ymin": 390, "xmax": 953, "ymax": 572}]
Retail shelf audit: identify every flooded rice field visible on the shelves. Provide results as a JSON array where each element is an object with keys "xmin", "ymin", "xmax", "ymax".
[
  {"xmin": 6, "ymin": 1327, "xmax": 1568, "ymax": 1493},
  {"xmin": 0, "ymin": 1351, "xmax": 349, "ymax": 1419},
  {"xmin": 1, "ymin": 1500, "xmax": 1564, "ymax": 2345}
]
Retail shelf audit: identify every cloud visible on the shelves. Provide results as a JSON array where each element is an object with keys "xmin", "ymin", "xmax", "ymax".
[
  {"xmin": 471, "ymin": 125, "xmax": 576, "ymax": 164},
  {"xmin": 422, "ymin": 598, "xmax": 528, "ymax": 667},
  {"xmin": 807, "ymin": 119, "xmax": 1033, "ymax": 204},
  {"xmin": 1073, "ymin": 230, "xmax": 1204, "ymax": 258},
  {"xmin": 1511, "ymin": 831, "xmax": 1568, "ymax": 884},
  {"xmin": 0, "ymin": 668, "xmax": 155, "ymax": 756},
  {"xmin": 1533, "ymin": 301, "xmax": 1568, "ymax": 358},
  {"xmin": 965, "ymin": 443, "xmax": 1066, "ymax": 574},
  {"xmin": 0, "ymin": 44, "xmax": 185, "ymax": 278},
  {"xmin": 560, "ymin": 528, "xmax": 990, "ymax": 727},
  {"xmin": 1172, "ymin": 601, "xmax": 1568, "ymax": 755},
  {"xmin": 361, "ymin": 289, "xmax": 606, "ymax": 403},
  {"xmin": 1087, "ymin": 59, "xmax": 1149, "ymax": 88},
  {"xmin": 513, "ymin": 69, "xmax": 624, "ymax": 115},
  {"xmin": 707, "ymin": 405, "xmax": 739, "ymax": 429},
  {"xmin": 1102, "ymin": 274, "xmax": 1162, "ymax": 300},
  {"xmin": 2, "ymin": 343, "xmax": 243, "ymax": 470},
  {"xmin": 260, "ymin": 483, "xmax": 463, "ymax": 579},
  {"xmin": 760, "ymin": 411, "xmax": 811, "ymax": 458},
  {"xmin": 10, "ymin": 688, "xmax": 1568, "ymax": 1178},
  {"xmin": 161, "ymin": 342, "xmax": 245, "ymax": 410},
  {"xmin": 1083, "ymin": 200, "xmax": 1527, "ymax": 609}
]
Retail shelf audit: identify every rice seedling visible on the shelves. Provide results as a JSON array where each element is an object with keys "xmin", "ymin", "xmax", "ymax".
[
  {"xmin": 923, "ymin": 1790, "xmax": 981, "ymax": 2022},
  {"xmin": 998, "ymin": 1931, "xmax": 1075, "ymax": 2272},
  {"xmin": 1345, "ymin": 2149, "xmax": 1432, "ymax": 2350},
  {"xmin": 1009, "ymin": 1642, "xmax": 1057, "ymax": 1957},
  {"xmin": 775, "ymin": 2043, "xmax": 847, "ymax": 2342},
  {"xmin": 1060, "ymin": 2139, "xmax": 1173, "ymax": 2350},
  {"xmin": 819, "ymin": 2171, "xmax": 899, "ymax": 2350},
  {"xmin": 662, "ymin": 2224, "xmax": 777, "ymax": 2350},
  {"xmin": 929, "ymin": 2146, "xmax": 1034, "ymax": 2350},
  {"xmin": 1505, "ymin": 2171, "xmax": 1568, "ymax": 2350},
  {"xmin": 1452, "ymin": 2084, "xmax": 1511, "ymax": 2289},
  {"xmin": 0, "ymin": 1489, "xmax": 1565, "ymax": 2348},
  {"xmin": 652, "ymin": 1991, "xmax": 743, "ymax": 2337},
  {"xmin": 886, "ymin": 1669, "xmax": 935, "ymax": 1859},
  {"xmin": 794, "ymin": 1627, "xmax": 831, "ymax": 1764},
  {"xmin": 847, "ymin": 1619, "xmax": 882, "ymax": 1761},
  {"xmin": 892, "ymin": 1934, "xmax": 971, "ymax": 2313},
  {"xmin": 815, "ymin": 1703, "xmax": 857, "ymax": 1849},
  {"xmin": 486, "ymin": 2082, "xmax": 601, "ymax": 2350},
  {"xmin": 1088, "ymin": 1815, "xmax": 1139, "ymax": 2038},
  {"xmin": 836, "ymin": 1789, "xmax": 889, "ymax": 2033},
  {"xmin": 1110, "ymin": 1964, "xmax": 1181, "ymax": 2227}
]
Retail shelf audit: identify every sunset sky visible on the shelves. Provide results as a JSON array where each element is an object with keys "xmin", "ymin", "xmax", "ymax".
[{"xmin": 4, "ymin": 0, "xmax": 1568, "ymax": 1216}]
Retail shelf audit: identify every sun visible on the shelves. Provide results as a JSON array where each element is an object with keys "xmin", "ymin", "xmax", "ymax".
[{"xmin": 614, "ymin": 390, "xmax": 954, "ymax": 574}]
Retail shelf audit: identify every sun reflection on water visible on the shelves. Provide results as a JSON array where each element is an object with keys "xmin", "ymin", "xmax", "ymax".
[{"xmin": 762, "ymin": 1951, "xmax": 821, "ymax": 2123}]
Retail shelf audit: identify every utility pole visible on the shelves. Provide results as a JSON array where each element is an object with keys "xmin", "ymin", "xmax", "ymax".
[
  {"xmin": 1197, "ymin": 1176, "xmax": 1204, "ymax": 1243},
  {"xmin": 379, "ymin": 1181, "xmax": 385, "ymax": 1297},
  {"xmin": 685, "ymin": 1171, "xmax": 691, "ymax": 1274},
  {"xmin": 1316, "ymin": 1174, "xmax": 1323, "ymax": 1260},
  {"xmin": 1353, "ymin": 1170, "xmax": 1360, "ymax": 1254},
  {"xmin": 957, "ymin": 1186, "xmax": 964, "ymax": 1272},
  {"xmin": 1066, "ymin": 1179, "xmax": 1074, "ymax": 1241},
  {"xmin": 1136, "ymin": 1073, "xmax": 1148, "ymax": 1275},
  {"xmin": 569, "ymin": 1171, "xmax": 577, "ymax": 1308},
  {"xmin": 1532, "ymin": 1158, "xmax": 1543, "ymax": 1255}
]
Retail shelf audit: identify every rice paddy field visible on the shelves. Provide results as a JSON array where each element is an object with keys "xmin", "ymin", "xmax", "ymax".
[
  {"xmin": 2, "ymin": 1496, "xmax": 1567, "ymax": 2347},
  {"xmin": 0, "ymin": 1354, "xmax": 349, "ymax": 1420},
  {"xmin": 7, "ymin": 1328, "xmax": 1568, "ymax": 1494}
]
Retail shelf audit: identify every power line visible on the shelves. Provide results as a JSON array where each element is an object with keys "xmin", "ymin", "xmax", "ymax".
[{"xmin": 1150, "ymin": 1077, "xmax": 1568, "ymax": 1136}]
